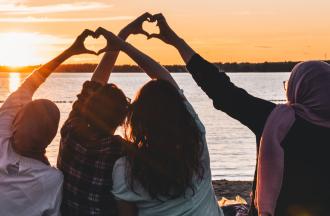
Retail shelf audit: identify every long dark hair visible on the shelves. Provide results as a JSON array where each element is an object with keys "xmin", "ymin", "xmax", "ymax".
[{"xmin": 125, "ymin": 79, "xmax": 204, "ymax": 199}]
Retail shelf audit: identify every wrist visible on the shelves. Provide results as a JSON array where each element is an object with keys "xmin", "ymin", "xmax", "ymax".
[
  {"xmin": 171, "ymin": 36, "xmax": 184, "ymax": 47},
  {"xmin": 63, "ymin": 48, "xmax": 75, "ymax": 58}
]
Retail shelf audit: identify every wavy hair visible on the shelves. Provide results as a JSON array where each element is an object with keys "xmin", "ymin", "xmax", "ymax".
[{"xmin": 125, "ymin": 79, "xmax": 204, "ymax": 199}]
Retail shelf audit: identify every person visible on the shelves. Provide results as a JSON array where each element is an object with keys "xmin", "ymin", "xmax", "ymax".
[
  {"xmin": 96, "ymin": 26, "xmax": 223, "ymax": 216},
  {"xmin": 146, "ymin": 13, "xmax": 274, "ymax": 216},
  {"xmin": 147, "ymin": 13, "xmax": 330, "ymax": 216},
  {"xmin": 57, "ymin": 13, "xmax": 152, "ymax": 216},
  {"xmin": 0, "ymin": 29, "xmax": 97, "ymax": 216},
  {"xmin": 256, "ymin": 61, "xmax": 330, "ymax": 216}
]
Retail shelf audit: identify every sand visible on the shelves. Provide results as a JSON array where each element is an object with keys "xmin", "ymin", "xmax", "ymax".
[{"xmin": 212, "ymin": 180, "xmax": 253, "ymax": 204}]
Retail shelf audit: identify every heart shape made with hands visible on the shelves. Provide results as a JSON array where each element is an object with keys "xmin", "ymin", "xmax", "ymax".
[
  {"xmin": 142, "ymin": 20, "xmax": 160, "ymax": 37},
  {"xmin": 83, "ymin": 34, "xmax": 107, "ymax": 55}
]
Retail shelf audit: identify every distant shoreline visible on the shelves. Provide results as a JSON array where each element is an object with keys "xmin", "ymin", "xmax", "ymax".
[{"xmin": 1, "ymin": 60, "xmax": 329, "ymax": 73}]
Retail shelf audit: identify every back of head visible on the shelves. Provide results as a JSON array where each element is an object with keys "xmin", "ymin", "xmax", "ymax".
[
  {"xmin": 12, "ymin": 99, "xmax": 60, "ymax": 164},
  {"xmin": 125, "ymin": 79, "xmax": 204, "ymax": 199},
  {"xmin": 81, "ymin": 83, "xmax": 129, "ymax": 136},
  {"xmin": 287, "ymin": 61, "xmax": 330, "ymax": 126}
]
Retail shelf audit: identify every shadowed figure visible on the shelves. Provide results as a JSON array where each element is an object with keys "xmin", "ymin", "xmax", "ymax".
[
  {"xmin": 12, "ymin": 99, "xmax": 60, "ymax": 164},
  {"xmin": 147, "ymin": 13, "xmax": 330, "ymax": 216},
  {"xmin": 95, "ymin": 20, "xmax": 223, "ymax": 215},
  {"xmin": 57, "ymin": 13, "xmax": 154, "ymax": 216},
  {"xmin": 0, "ymin": 29, "xmax": 97, "ymax": 216},
  {"xmin": 257, "ymin": 61, "xmax": 330, "ymax": 216}
]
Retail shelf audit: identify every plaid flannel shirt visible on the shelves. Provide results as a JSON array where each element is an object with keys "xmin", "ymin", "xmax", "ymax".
[{"xmin": 57, "ymin": 81, "xmax": 124, "ymax": 216}]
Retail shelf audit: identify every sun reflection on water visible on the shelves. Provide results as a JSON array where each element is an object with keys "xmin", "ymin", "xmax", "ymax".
[{"xmin": 9, "ymin": 73, "xmax": 21, "ymax": 93}]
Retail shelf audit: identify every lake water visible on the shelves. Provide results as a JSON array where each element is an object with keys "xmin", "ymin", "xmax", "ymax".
[{"xmin": 0, "ymin": 72, "xmax": 289, "ymax": 180}]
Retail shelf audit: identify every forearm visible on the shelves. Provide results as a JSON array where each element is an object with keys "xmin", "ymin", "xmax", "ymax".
[
  {"xmin": 186, "ymin": 54, "xmax": 275, "ymax": 133},
  {"xmin": 21, "ymin": 49, "xmax": 73, "ymax": 94},
  {"xmin": 91, "ymin": 31, "xmax": 129, "ymax": 85},
  {"xmin": 186, "ymin": 54, "xmax": 235, "ymax": 106},
  {"xmin": 171, "ymin": 37, "xmax": 196, "ymax": 64},
  {"xmin": 36, "ymin": 49, "xmax": 73, "ymax": 80},
  {"xmin": 121, "ymin": 42, "xmax": 178, "ymax": 88}
]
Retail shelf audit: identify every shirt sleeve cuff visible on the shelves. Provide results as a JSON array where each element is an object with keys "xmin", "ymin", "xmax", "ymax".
[{"xmin": 186, "ymin": 53, "xmax": 203, "ymax": 72}]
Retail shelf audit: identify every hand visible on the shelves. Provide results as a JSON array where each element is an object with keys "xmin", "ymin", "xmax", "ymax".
[
  {"xmin": 95, "ymin": 27, "xmax": 126, "ymax": 54},
  {"xmin": 148, "ymin": 13, "xmax": 181, "ymax": 46},
  {"xmin": 120, "ymin": 12, "xmax": 154, "ymax": 38},
  {"xmin": 66, "ymin": 29, "xmax": 98, "ymax": 56}
]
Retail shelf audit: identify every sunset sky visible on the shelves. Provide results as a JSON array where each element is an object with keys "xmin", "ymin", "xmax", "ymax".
[{"xmin": 0, "ymin": 0, "xmax": 329, "ymax": 66}]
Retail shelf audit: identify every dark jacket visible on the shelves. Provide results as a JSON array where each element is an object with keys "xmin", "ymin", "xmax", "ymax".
[{"xmin": 186, "ymin": 54, "xmax": 330, "ymax": 216}]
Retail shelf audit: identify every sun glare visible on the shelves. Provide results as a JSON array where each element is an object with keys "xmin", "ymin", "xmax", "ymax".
[
  {"xmin": 0, "ymin": 32, "xmax": 46, "ymax": 67},
  {"xmin": 9, "ymin": 73, "xmax": 21, "ymax": 93}
]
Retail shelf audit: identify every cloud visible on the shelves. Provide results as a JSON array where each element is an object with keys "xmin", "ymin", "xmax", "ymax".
[
  {"xmin": 0, "ymin": 16, "xmax": 133, "ymax": 23},
  {"xmin": 0, "ymin": 2, "xmax": 112, "ymax": 14},
  {"xmin": 0, "ymin": 32, "xmax": 70, "ymax": 45}
]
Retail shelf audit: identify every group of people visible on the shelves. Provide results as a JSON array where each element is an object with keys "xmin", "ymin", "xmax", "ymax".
[{"xmin": 0, "ymin": 12, "xmax": 330, "ymax": 216}]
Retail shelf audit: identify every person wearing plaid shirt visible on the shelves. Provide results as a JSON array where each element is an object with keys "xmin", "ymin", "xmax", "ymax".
[
  {"xmin": 57, "ymin": 80, "xmax": 129, "ymax": 216},
  {"xmin": 57, "ymin": 14, "xmax": 153, "ymax": 215}
]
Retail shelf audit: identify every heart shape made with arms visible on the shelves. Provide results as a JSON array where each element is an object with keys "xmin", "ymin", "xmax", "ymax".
[
  {"xmin": 83, "ymin": 34, "xmax": 107, "ymax": 55},
  {"xmin": 78, "ymin": 13, "xmax": 164, "ymax": 55},
  {"xmin": 142, "ymin": 20, "xmax": 160, "ymax": 37}
]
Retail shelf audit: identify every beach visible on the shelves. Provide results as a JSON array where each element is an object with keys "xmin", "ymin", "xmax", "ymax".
[{"xmin": 213, "ymin": 180, "xmax": 252, "ymax": 204}]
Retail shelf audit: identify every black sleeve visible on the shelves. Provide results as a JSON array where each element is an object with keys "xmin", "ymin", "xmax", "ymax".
[{"xmin": 186, "ymin": 54, "xmax": 276, "ymax": 135}]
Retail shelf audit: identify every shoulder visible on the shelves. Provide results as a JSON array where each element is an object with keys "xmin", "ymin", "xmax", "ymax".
[
  {"xmin": 179, "ymin": 90, "xmax": 206, "ymax": 134},
  {"xmin": 112, "ymin": 157, "xmax": 129, "ymax": 197},
  {"xmin": 41, "ymin": 167, "xmax": 64, "ymax": 187},
  {"xmin": 113, "ymin": 157, "xmax": 128, "ymax": 176},
  {"xmin": 112, "ymin": 157, "xmax": 149, "ymax": 202}
]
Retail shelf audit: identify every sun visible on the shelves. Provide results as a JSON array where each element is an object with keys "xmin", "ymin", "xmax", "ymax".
[{"xmin": 0, "ymin": 32, "xmax": 45, "ymax": 67}]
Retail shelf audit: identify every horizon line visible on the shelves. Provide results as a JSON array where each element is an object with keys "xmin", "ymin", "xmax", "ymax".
[{"xmin": 1, "ymin": 59, "xmax": 329, "ymax": 68}]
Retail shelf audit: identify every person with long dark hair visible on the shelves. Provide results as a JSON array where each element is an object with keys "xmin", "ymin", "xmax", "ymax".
[
  {"xmin": 147, "ymin": 13, "xmax": 330, "ymax": 216},
  {"xmin": 95, "ymin": 27, "xmax": 223, "ymax": 216}
]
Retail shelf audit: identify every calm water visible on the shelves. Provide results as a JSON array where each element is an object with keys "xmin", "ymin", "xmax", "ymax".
[{"xmin": 0, "ymin": 72, "xmax": 289, "ymax": 180}]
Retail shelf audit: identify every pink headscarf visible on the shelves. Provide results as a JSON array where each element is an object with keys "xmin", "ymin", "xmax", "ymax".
[
  {"xmin": 256, "ymin": 61, "xmax": 330, "ymax": 215},
  {"xmin": 11, "ymin": 99, "xmax": 60, "ymax": 165}
]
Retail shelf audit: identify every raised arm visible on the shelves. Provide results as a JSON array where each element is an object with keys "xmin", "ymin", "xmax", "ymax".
[
  {"xmin": 91, "ymin": 13, "xmax": 153, "ymax": 85},
  {"xmin": 0, "ymin": 29, "xmax": 97, "ymax": 136},
  {"xmin": 148, "ymin": 14, "xmax": 195, "ymax": 64},
  {"xmin": 21, "ymin": 29, "xmax": 97, "ymax": 94},
  {"xmin": 96, "ymin": 27, "xmax": 179, "ymax": 89},
  {"xmin": 148, "ymin": 14, "xmax": 275, "ymax": 134}
]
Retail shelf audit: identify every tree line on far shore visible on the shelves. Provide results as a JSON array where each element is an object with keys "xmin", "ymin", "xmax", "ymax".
[{"xmin": 1, "ymin": 60, "xmax": 329, "ymax": 73}]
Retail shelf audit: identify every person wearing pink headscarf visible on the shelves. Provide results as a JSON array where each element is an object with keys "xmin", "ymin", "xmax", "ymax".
[
  {"xmin": 0, "ymin": 29, "xmax": 98, "ymax": 216},
  {"xmin": 256, "ymin": 61, "xmax": 330, "ymax": 216}
]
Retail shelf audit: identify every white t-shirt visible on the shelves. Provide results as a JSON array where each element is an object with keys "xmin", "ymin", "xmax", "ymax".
[
  {"xmin": 112, "ymin": 93, "xmax": 223, "ymax": 216},
  {"xmin": 0, "ymin": 71, "xmax": 63, "ymax": 216}
]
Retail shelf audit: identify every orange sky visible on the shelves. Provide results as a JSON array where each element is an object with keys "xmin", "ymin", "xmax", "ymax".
[{"xmin": 0, "ymin": 0, "xmax": 330, "ymax": 66}]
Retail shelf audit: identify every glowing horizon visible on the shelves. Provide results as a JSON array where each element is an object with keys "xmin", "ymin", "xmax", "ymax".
[{"xmin": 0, "ymin": 0, "xmax": 329, "ymax": 67}]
